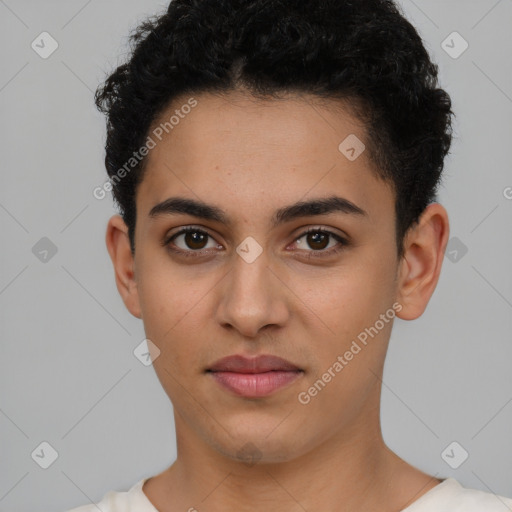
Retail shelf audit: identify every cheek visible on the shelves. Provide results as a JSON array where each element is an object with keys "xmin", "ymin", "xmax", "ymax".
[
  {"xmin": 305, "ymin": 266, "xmax": 391, "ymax": 328},
  {"xmin": 297, "ymin": 255, "xmax": 397, "ymax": 360},
  {"xmin": 137, "ymin": 263, "xmax": 220, "ymax": 370},
  {"xmin": 136, "ymin": 265, "xmax": 194, "ymax": 352},
  {"xmin": 137, "ymin": 251, "xmax": 199, "ymax": 328}
]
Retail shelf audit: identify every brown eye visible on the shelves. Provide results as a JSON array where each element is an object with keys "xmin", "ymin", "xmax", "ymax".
[
  {"xmin": 305, "ymin": 231, "xmax": 330, "ymax": 250},
  {"xmin": 163, "ymin": 227, "xmax": 222, "ymax": 256},
  {"xmin": 182, "ymin": 230, "xmax": 208, "ymax": 250},
  {"xmin": 294, "ymin": 228, "xmax": 346, "ymax": 254}
]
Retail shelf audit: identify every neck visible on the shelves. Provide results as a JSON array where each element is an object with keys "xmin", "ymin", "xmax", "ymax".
[{"xmin": 143, "ymin": 391, "xmax": 439, "ymax": 512}]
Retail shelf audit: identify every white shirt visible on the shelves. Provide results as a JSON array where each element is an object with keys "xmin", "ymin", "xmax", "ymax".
[{"xmin": 66, "ymin": 476, "xmax": 512, "ymax": 511}]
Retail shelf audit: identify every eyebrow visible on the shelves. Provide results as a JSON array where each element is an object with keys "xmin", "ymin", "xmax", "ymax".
[{"xmin": 148, "ymin": 195, "xmax": 368, "ymax": 227}]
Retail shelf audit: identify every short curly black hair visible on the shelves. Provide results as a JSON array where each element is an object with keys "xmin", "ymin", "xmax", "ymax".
[{"xmin": 95, "ymin": 0, "xmax": 454, "ymax": 258}]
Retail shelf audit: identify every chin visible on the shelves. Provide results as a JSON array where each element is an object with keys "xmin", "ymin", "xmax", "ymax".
[{"xmin": 208, "ymin": 428, "xmax": 310, "ymax": 466}]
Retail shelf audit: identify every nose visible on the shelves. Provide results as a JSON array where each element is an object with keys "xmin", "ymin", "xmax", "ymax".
[{"xmin": 214, "ymin": 246, "xmax": 290, "ymax": 339}]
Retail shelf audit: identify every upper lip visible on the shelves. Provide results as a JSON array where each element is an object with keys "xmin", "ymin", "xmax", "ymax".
[{"xmin": 207, "ymin": 354, "xmax": 302, "ymax": 373}]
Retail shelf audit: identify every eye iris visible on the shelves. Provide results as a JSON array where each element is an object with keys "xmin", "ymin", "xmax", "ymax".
[
  {"xmin": 307, "ymin": 232, "xmax": 329, "ymax": 250},
  {"xmin": 185, "ymin": 231, "xmax": 208, "ymax": 249}
]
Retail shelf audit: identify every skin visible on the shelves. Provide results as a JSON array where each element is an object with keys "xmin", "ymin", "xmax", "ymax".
[{"xmin": 106, "ymin": 89, "xmax": 450, "ymax": 512}]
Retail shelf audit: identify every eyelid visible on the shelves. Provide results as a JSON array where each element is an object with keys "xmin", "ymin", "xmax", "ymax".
[
  {"xmin": 163, "ymin": 225, "xmax": 349, "ymax": 256},
  {"xmin": 162, "ymin": 225, "xmax": 221, "ymax": 249},
  {"xmin": 291, "ymin": 225, "xmax": 349, "ymax": 243},
  {"xmin": 288, "ymin": 226, "xmax": 348, "ymax": 256}
]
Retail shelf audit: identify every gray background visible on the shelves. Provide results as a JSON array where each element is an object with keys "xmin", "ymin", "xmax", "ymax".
[{"xmin": 1, "ymin": 1, "xmax": 511, "ymax": 511}]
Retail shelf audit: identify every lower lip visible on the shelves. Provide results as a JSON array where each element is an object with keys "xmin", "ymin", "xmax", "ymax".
[{"xmin": 209, "ymin": 370, "xmax": 303, "ymax": 398}]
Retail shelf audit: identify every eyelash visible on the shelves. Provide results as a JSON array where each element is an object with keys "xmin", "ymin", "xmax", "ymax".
[{"xmin": 162, "ymin": 226, "xmax": 348, "ymax": 259}]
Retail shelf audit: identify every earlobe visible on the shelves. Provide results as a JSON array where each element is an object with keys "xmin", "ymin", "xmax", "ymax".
[
  {"xmin": 396, "ymin": 203, "xmax": 450, "ymax": 321},
  {"xmin": 105, "ymin": 215, "xmax": 142, "ymax": 319}
]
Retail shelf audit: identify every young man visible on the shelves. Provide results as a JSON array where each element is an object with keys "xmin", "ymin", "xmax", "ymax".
[{"xmin": 69, "ymin": 0, "xmax": 512, "ymax": 510}]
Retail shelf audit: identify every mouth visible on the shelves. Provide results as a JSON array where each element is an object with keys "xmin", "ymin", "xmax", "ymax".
[{"xmin": 206, "ymin": 354, "xmax": 304, "ymax": 398}]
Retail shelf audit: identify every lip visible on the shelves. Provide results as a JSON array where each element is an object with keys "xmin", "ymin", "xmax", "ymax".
[
  {"xmin": 206, "ymin": 354, "xmax": 304, "ymax": 398},
  {"xmin": 208, "ymin": 354, "xmax": 301, "ymax": 373}
]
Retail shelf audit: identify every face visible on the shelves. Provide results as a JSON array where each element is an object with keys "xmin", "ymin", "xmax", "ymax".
[{"xmin": 111, "ymin": 90, "xmax": 423, "ymax": 464}]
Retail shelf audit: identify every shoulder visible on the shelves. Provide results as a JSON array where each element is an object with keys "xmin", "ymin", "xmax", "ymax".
[
  {"xmin": 64, "ymin": 477, "xmax": 156, "ymax": 512},
  {"xmin": 404, "ymin": 477, "xmax": 512, "ymax": 512},
  {"xmin": 451, "ymin": 482, "xmax": 512, "ymax": 511}
]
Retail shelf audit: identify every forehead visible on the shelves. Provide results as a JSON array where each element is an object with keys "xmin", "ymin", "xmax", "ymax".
[{"xmin": 137, "ymin": 91, "xmax": 394, "ymax": 226}]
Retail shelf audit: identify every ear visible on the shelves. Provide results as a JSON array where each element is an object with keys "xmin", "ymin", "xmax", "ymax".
[
  {"xmin": 105, "ymin": 215, "xmax": 142, "ymax": 319},
  {"xmin": 396, "ymin": 202, "xmax": 450, "ymax": 320}
]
